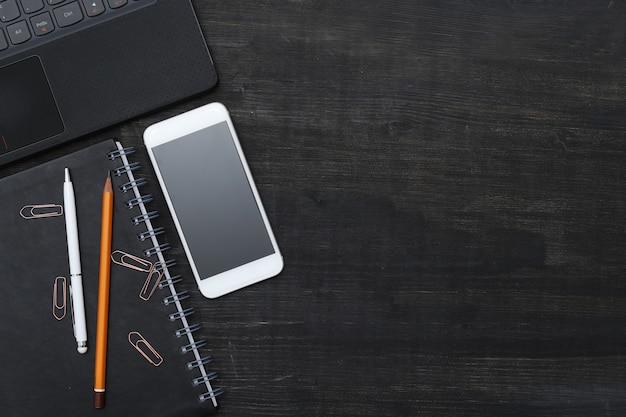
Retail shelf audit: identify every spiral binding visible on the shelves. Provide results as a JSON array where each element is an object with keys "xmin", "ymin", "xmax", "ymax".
[
  {"xmin": 113, "ymin": 161, "xmax": 141, "ymax": 177},
  {"xmin": 176, "ymin": 323, "xmax": 201, "ymax": 338},
  {"xmin": 159, "ymin": 274, "xmax": 182, "ymax": 288},
  {"xmin": 193, "ymin": 371, "xmax": 218, "ymax": 386},
  {"xmin": 186, "ymin": 355, "xmax": 212, "ymax": 370},
  {"xmin": 138, "ymin": 226, "xmax": 165, "ymax": 241},
  {"xmin": 163, "ymin": 291, "xmax": 190, "ymax": 305},
  {"xmin": 181, "ymin": 339, "xmax": 207, "ymax": 354},
  {"xmin": 126, "ymin": 194, "xmax": 154, "ymax": 209},
  {"xmin": 108, "ymin": 143, "xmax": 222, "ymax": 407},
  {"xmin": 154, "ymin": 259, "xmax": 177, "ymax": 271},
  {"xmin": 169, "ymin": 307, "xmax": 194, "ymax": 321},
  {"xmin": 120, "ymin": 178, "xmax": 148, "ymax": 192},
  {"xmin": 132, "ymin": 210, "xmax": 159, "ymax": 225},
  {"xmin": 144, "ymin": 243, "xmax": 171, "ymax": 257}
]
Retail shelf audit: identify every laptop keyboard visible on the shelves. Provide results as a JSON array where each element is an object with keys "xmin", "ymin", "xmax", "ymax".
[{"xmin": 0, "ymin": 0, "xmax": 154, "ymax": 58}]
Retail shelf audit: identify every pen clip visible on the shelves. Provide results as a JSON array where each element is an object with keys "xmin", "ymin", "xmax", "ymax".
[{"xmin": 68, "ymin": 283, "xmax": 77, "ymax": 337}]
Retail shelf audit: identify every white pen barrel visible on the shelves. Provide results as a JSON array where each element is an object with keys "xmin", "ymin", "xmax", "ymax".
[
  {"xmin": 64, "ymin": 169, "xmax": 88, "ymax": 353},
  {"xmin": 70, "ymin": 275, "xmax": 88, "ymax": 344},
  {"xmin": 64, "ymin": 182, "xmax": 82, "ymax": 274}
]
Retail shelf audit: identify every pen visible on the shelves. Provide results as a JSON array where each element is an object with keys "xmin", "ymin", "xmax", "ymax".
[
  {"xmin": 63, "ymin": 168, "xmax": 88, "ymax": 354},
  {"xmin": 94, "ymin": 171, "xmax": 114, "ymax": 409}
]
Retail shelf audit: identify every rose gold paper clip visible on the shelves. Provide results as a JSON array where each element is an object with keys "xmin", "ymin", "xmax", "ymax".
[
  {"xmin": 20, "ymin": 204, "xmax": 63, "ymax": 219},
  {"xmin": 128, "ymin": 331, "xmax": 163, "ymax": 366},
  {"xmin": 53, "ymin": 277, "xmax": 67, "ymax": 320},
  {"xmin": 111, "ymin": 250, "xmax": 153, "ymax": 273},
  {"xmin": 139, "ymin": 263, "xmax": 164, "ymax": 301}
]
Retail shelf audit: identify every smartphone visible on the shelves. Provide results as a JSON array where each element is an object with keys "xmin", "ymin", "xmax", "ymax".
[{"xmin": 143, "ymin": 103, "xmax": 283, "ymax": 298}]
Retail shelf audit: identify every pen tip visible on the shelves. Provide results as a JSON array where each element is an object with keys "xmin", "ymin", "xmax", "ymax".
[
  {"xmin": 65, "ymin": 167, "xmax": 70, "ymax": 182},
  {"xmin": 78, "ymin": 346, "xmax": 88, "ymax": 354}
]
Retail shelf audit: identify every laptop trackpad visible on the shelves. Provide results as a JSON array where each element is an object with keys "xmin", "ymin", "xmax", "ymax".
[{"xmin": 0, "ymin": 56, "xmax": 64, "ymax": 155}]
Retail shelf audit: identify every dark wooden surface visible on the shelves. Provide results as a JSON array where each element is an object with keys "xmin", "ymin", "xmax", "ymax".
[{"xmin": 4, "ymin": 1, "xmax": 626, "ymax": 415}]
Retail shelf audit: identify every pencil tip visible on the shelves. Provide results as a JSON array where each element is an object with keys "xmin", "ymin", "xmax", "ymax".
[
  {"xmin": 104, "ymin": 170, "xmax": 113, "ymax": 192},
  {"xmin": 65, "ymin": 167, "xmax": 70, "ymax": 182}
]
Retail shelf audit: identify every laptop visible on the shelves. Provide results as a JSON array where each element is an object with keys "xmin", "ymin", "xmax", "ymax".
[{"xmin": 0, "ymin": 0, "xmax": 218, "ymax": 165}]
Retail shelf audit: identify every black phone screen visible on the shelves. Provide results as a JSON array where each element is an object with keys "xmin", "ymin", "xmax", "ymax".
[{"xmin": 151, "ymin": 121, "xmax": 275, "ymax": 279}]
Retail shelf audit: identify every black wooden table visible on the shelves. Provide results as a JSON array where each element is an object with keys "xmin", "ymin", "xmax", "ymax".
[{"xmin": 3, "ymin": 1, "xmax": 626, "ymax": 415}]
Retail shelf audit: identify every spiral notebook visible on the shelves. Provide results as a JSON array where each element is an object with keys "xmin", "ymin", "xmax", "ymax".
[{"xmin": 0, "ymin": 140, "xmax": 222, "ymax": 417}]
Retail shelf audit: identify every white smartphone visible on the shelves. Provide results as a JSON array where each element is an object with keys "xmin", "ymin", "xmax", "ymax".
[{"xmin": 143, "ymin": 102, "xmax": 283, "ymax": 298}]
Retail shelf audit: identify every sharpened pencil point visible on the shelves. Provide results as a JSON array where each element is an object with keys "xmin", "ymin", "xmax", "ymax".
[{"xmin": 103, "ymin": 171, "xmax": 113, "ymax": 193}]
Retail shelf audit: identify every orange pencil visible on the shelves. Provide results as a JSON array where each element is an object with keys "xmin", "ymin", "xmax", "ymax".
[{"xmin": 94, "ymin": 172, "xmax": 114, "ymax": 409}]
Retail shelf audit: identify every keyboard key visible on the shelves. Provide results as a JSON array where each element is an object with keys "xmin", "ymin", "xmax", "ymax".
[
  {"xmin": 20, "ymin": 0, "xmax": 44, "ymax": 14},
  {"xmin": 30, "ymin": 11, "xmax": 54, "ymax": 35},
  {"xmin": 6, "ymin": 20, "xmax": 31, "ymax": 44},
  {"xmin": 53, "ymin": 1, "xmax": 82, "ymax": 27},
  {"xmin": 82, "ymin": 0, "xmax": 105, "ymax": 17},
  {"xmin": 47, "ymin": 0, "xmax": 65, "ymax": 4},
  {"xmin": 107, "ymin": 0, "xmax": 127, "ymax": 9},
  {"xmin": 0, "ymin": 29, "xmax": 7, "ymax": 50},
  {"xmin": 0, "ymin": 0, "xmax": 20, "ymax": 22}
]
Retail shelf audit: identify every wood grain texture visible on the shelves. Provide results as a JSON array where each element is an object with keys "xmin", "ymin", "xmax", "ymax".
[{"xmin": 2, "ymin": 1, "xmax": 626, "ymax": 415}]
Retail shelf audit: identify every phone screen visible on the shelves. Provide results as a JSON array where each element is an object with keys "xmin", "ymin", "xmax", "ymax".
[{"xmin": 151, "ymin": 121, "xmax": 275, "ymax": 279}]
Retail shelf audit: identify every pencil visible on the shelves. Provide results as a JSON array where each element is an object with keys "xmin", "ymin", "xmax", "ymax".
[{"xmin": 94, "ymin": 171, "xmax": 114, "ymax": 409}]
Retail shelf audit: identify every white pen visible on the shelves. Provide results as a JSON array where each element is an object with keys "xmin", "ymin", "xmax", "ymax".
[{"xmin": 64, "ymin": 167, "xmax": 88, "ymax": 354}]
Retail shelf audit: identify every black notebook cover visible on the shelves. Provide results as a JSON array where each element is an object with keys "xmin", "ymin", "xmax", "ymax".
[{"xmin": 0, "ymin": 140, "xmax": 220, "ymax": 417}]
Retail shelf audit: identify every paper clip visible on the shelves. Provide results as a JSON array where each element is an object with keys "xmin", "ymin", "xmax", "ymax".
[
  {"xmin": 20, "ymin": 204, "xmax": 63, "ymax": 219},
  {"xmin": 128, "ymin": 331, "xmax": 163, "ymax": 366},
  {"xmin": 111, "ymin": 250, "xmax": 153, "ymax": 273},
  {"xmin": 139, "ymin": 263, "xmax": 164, "ymax": 301},
  {"xmin": 53, "ymin": 277, "xmax": 66, "ymax": 320}
]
